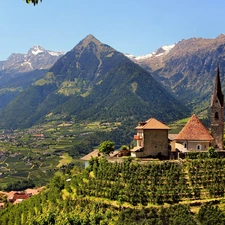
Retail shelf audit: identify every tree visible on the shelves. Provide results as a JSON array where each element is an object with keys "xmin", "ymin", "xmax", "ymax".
[
  {"xmin": 120, "ymin": 145, "xmax": 128, "ymax": 150},
  {"xmin": 208, "ymin": 146, "xmax": 218, "ymax": 158},
  {"xmin": 25, "ymin": 0, "xmax": 42, "ymax": 5},
  {"xmin": 99, "ymin": 140, "xmax": 114, "ymax": 155}
]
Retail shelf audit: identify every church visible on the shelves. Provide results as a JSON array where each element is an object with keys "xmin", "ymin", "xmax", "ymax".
[{"xmin": 131, "ymin": 66, "xmax": 224, "ymax": 158}]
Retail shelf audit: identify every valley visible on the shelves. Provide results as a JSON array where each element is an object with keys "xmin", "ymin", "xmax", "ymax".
[{"xmin": 0, "ymin": 118, "xmax": 121, "ymax": 190}]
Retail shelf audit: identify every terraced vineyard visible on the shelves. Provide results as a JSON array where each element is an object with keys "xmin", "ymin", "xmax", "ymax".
[
  {"xmin": 1, "ymin": 156, "xmax": 225, "ymax": 224},
  {"xmin": 73, "ymin": 157, "xmax": 225, "ymax": 205}
]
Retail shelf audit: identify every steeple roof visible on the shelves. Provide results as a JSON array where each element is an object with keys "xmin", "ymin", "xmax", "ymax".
[
  {"xmin": 135, "ymin": 118, "xmax": 170, "ymax": 130},
  {"xmin": 175, "ymin": 114, "xmax": 214, "ymax": 141},
  {"xmin": 211, "ymin": 66, "xmax": 224, "ymax": 107}
]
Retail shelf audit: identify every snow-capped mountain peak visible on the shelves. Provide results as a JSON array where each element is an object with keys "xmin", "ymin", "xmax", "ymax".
[
  {"xmin": 31, "ymin": 45, "xmax": 45, "ymax": 55},
  {"xmin": 125, "ymin": 44, "xmax": 176, "ymax": 62},
  {"xmin": 0, "ymin": 45, "xmax": 65, "ymax": 73}
]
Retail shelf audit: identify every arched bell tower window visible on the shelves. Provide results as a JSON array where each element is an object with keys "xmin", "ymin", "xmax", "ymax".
[{"xmin": 215, "ymin": 112, "xmax": 219, "ymax": 120}]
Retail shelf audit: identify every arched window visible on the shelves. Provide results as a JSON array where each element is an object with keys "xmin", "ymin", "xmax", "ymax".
[
  {"xmin": 215, "ymin": 112, "xmax": 219, "ymax": 120},
  {"xmin": 196, "ymin": 144, "xmax": 201, "ymax": 150},
  {"xmin": 183, "ymin": 142, "xmax": 187, "ymax": 148}
]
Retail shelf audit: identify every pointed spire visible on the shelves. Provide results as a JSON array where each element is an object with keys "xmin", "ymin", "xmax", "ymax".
[{"xmin": 215, "ymin": 65, "xmax": 224, "ymax": 107}]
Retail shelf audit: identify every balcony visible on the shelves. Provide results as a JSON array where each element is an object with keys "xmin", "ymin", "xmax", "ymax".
[{"xmin": 134, "ymin": 135, "xmax": 143, "ymax": 140}]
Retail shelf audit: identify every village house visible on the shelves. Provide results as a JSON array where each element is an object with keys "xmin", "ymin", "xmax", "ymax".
[
  {"xmin": 81, "ymin": 149, "xmax": 119, "ymax": 168},
  {"xmin": 130, "ymin": 118, "xmax": 170, "ymax": 158}
]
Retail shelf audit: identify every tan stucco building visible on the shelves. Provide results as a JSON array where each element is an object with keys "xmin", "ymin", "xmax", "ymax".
[{"xmin": 131, "ymin": 118, "xmax": 170, "ymax": 158}]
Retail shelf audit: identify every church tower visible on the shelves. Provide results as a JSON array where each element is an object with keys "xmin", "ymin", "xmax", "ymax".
[{"xmin": 211, "ymin": 66, "xmax": 224, "ymax": 149}]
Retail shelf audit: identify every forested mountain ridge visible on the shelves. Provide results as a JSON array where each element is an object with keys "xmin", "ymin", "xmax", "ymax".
[
  {"xmin": 127, "ymin": 34, "xmax": 225, "ymax": 113},
  {"xmin": 0, "ymin": 35, "xmax": 189, "ymax": 129}
]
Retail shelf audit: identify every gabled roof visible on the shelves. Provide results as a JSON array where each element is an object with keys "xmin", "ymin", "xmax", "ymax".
[
  {"xmin": 80, "ymin": 149, "xmax": 99, "ymax": 161},
  {"xmin": 175, "ymin": 114, "xmax": 214, "ymax": 141},
  {"xmin": 80, "ymin": 149, "xmax": 119, "ymax": 161},
  {"xmin": 136, "ymin": 118, "xmax": 170, "ymax": 130}
]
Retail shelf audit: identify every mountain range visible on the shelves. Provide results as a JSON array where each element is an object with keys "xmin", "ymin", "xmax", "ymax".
[
  {"xmin": 126, "ymin": 34, "xmax": 225, "ymax": 114},
  {"xmin": 0, "ymin": 46, "xmax": 64, "ymax": 111},
  {"xmin": 0, "ymin": 34, "xmax": 225, "ymax": 129},
  {"xmin": 0, "ymin": 35, "xmax": 188, "ymax": 129},
  {"xmin": 0, "ymin": 45, "xmax": 64, "ymax": 73}
]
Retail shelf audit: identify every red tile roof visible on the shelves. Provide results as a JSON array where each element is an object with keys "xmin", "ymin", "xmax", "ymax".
[
  {"xmin": 12, "ymin": 193, "xmax": 31, "ymax": 203},
  {"xmin": 135, "ymin": 118, "xmax": 170, "ymax": 130},
  {"xmin": 175, "ymin": 114, "xmax": 214, "ymax": 141}
]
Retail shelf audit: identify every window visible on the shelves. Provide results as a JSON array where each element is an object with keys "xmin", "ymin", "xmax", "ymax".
[
  {"xmin": 215, "ymin": 112, "xmax": 219, "ymax": 120},
  {"xmin": 196, "ymin": 144, "xmax": 201, "ymax": 150},
  {"xmin": 184, "ymin": 142, "xmax": 187, "ymax": 148}
]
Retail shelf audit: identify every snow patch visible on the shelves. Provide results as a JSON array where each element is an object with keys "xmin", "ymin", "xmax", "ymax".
[
  {"xmin": 21, "ymin": 61, "xmax": 33, "ymax": 69},
  {"xmin": 31, "ymin": 45, "xmax": 44, "ymax": 55},
  {"xmin": 124, "ymin": 53, "xmax": 136, "ymax": 59},
  {"xmin": 161, "ymin": 44, "xmax": 175, "ymax": 52},
  {"xmin": 48, "ymin": 51, "xmax": 64, "ymax": 57},
  {"xmin": 136, "ymin": 52, "xmax": 155, "ymax": 61},
  {"xmin": 126, "ymin": 44, "xmax": 176, "ymax": 61}
]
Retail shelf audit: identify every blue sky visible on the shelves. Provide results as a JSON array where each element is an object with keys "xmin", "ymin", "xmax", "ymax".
[{"xmin": 1, "ymin": 0, "xmax": 225, "ymax": 60}]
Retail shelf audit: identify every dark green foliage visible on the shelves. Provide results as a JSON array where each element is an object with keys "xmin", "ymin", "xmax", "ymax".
[
  {"xmin": 198, "ymin": 203, "xmax": 225, "ymax": 225},
  {"xmin": 98, "ymin": 140, "xmax": 115, "ymax": 155},
  {"xmin": 158, "ymin": 205, "xmax": 197, "ymax": 225},
  {"xmin": 3, "ymin": 179, "xmax": 35, "ymax": 192},
  {"xmin": 186, "ymin": 151, "xmax": 208, "ymax": 159},
  {"xmin": 208, "ymin": 146, "xmax": 218, "ymax": 158}
]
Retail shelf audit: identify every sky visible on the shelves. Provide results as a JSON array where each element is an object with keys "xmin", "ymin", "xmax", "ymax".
[{"xmin": 1, "ymin": 0, "xmax": 225, "ymax": 60}]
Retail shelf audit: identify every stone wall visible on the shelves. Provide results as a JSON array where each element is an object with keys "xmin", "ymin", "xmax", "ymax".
[{"xmin": 143, "ymin": 129, "xmax": 168, "ymax": 157}]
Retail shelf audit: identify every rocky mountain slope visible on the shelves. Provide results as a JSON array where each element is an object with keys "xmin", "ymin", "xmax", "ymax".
[
  {"xmin": 0, "ymin": 46, "xmax": 64, "ymax": 110},
  {"xmin": 126, "ymin": 34, "xmax": 225, "ymax": 114},
  {"xmin": 0, "ymin": 35, "xmax": 188, "ymax": 129},
  {"xmin": 125, "ymin": 44, "xmax": 175, "ymax": 72},
  {"xmin": 0, "ymin": 45, "xmax": 64, "ymax": 74}
]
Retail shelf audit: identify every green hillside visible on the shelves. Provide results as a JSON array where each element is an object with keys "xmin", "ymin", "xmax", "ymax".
[
  {"xmin": 0, "ymin": 69, "xmax": 47, "ymax": 111},
  {"xmin": 1, "ymin": 157, "xmax": 225, "ymax": 224}
]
